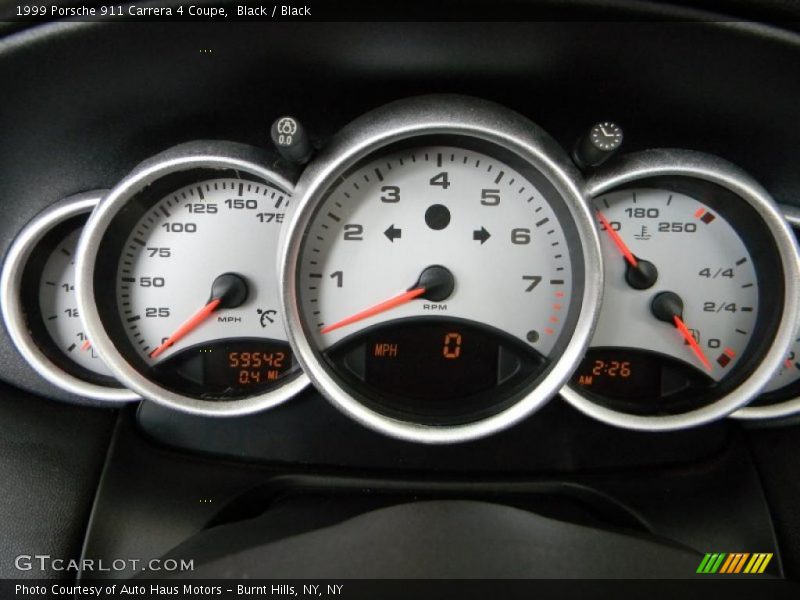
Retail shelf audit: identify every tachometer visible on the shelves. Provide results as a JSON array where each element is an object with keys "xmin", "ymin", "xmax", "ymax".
[
  {"xmin": 280, "ymin": 96, "xmax": 602, "ymax": 443},
  {"xmin": 561, "ymin": 150, "xmax": 800, "ymax": 430},
  {"xmin": 1, "ymin": 193, "xmax": 136, "ymax": 402},
  {"xmin": 76, "ymin": 142, "xmax": 308, "ymax": 415}
]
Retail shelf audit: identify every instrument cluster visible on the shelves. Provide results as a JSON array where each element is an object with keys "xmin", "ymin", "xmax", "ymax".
[{"xmin": 3, "ymin": 95, "xmax": 800, "ymax": 443}]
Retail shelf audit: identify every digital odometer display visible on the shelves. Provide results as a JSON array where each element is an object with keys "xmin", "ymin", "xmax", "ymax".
[{"xmin": 152, "ymin": 338, "xmax": 293, "ymax": 397}]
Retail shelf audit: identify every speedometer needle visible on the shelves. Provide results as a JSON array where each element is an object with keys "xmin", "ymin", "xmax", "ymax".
[
  {"xmin": 149, "ymin": 272, "xmax": 249, "ymax": 359},
  {"xmin": 651, "ymin": 291, "xmax": 712, "ymax": 372},
  {"xmin": 320, "ymin": 265, "xmax": 455, "ymax": 334},
  {"xmin": 150, "ymin": 299, "xmax": 221, "ymax": 359}
]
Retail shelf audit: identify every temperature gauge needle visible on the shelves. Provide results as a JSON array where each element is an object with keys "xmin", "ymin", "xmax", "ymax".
[
  {"xmin": 651, "ymin": 291, "xmax": 712, "ymax": 372},
  {"xmin": 149, "ymin": 272, "xmax": 249, "ymax": 359},
  {"xmin": 320, "ymin": 265, "xmax": 456, "ymax": 334},
  {"xmin": 596, "ymin": 209, "xmax": 658, "ymax": 289},
  {"xmin": 596, "ymin": 209, "xmax": 637, "ymax": 267},
  {"xmin": 321, "ymin": 288, "xmax": 426, "ymax": 334}
]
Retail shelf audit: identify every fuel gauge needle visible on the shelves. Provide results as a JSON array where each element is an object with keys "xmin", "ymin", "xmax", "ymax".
[
  {"xmin": 651, "ymin": 291, "xmax": 713, "ymax": 372},
  {"xmin": 673, "ymin": 314, "xmax": 713, "ymax": 372}
]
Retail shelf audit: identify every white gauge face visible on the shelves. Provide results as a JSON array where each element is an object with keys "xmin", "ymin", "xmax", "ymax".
[
  {"xmin": 111, "ymin": 176, "xmax": 296, "ymax": 398},
  {"xmin": 593, "ymin": 189, "xmax": 758, "ymax": 378},
  {"xmin": 569, "ymin": 188, "xmax": 761, "ymax": 410},
  {"xmin": 296, "ymin": 143, "xmax": 581, "ymax": 419},
  {"xmin": 303, "ymin": 146, "xmax": 574, "ymax": 349},
  {"xmin": 39, "ymin": 227, "xmax": 115, "ymax": 378},
  {"xmin": 763, "ymin": 334, "xmax": 800, "ymax": 393}
]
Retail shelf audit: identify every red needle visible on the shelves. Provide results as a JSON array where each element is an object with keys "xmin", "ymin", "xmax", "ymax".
[
  {"xmin": 596, "ymin": 210, "xmax": 638, "ymax": 267},
  {"xmin": 149, "ymin": 298, "xmax": 222, "ymax": 359},
  {"xmin": 320, "ymin": 287, "xmax": 426, "ymax": 334},
  {"xmin": 673, "ymin": 315, "xmax": 713, "ymax": 372}
]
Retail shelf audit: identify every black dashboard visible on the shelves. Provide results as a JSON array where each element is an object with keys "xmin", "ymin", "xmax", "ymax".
[{"xmin": 3, "ymin": 1, "xmax": 800, "ymax": 592}]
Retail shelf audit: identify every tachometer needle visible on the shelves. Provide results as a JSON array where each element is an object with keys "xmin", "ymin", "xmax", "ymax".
[
  {"xmin": 320, "ymin": 265, "xmax": 456, "ymax": 335},
  {"xmin": 150, "ymin": 299, "xmax": 221, "ymax": 359},
  {"xmin": 596, "ymin": 209, "xmax": 638, "ymax": 267},
  {"xmin": 320, "ymin": 288, "xmax": 426, "ymax": 334},
  {"xmin": 673, "ymin": 315, "xmax": 713, "ymax": 372}
]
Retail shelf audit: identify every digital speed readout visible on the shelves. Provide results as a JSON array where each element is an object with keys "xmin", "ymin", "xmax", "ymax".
[{"xmin": 331, "ymin": 320, "xmax": 543, "ymax": 412}]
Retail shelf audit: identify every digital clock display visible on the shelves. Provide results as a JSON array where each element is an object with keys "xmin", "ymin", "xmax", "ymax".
[{"xmin": 570, "ymin": 347, "xmax": 715, "ymax": 410}]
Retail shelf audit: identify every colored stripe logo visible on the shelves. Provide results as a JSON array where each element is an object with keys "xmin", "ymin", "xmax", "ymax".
[{"xmin": 697, "ymin": 553, "xmax": 773, "ymax": 574}]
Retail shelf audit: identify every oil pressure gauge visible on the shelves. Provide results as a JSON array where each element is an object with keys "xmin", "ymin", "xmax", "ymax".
[
  {"xmin": 561, "ymin": 150, "xmax": 800, "ymax": 430},
  {"xmin": 1, "ymin": 193, "xmax": 137, "ymax": 402},
  {"xmin": 280, "ymin": 96, "xmax": 603, "ymax": 443}
]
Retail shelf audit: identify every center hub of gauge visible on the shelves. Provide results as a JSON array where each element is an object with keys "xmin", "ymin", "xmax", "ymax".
[
  {"xmin": 413, "ymin": 265, "xmax": 455, "ymax": 303},
  {"xmin": 210, "ymin": 272, "xmax": 249, "ymax": 308},
  {"xmin": 625, "ymin": 256, "xmax": 658, "ymax": 290}
]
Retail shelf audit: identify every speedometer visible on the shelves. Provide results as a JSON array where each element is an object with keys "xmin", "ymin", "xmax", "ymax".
[
  {"xmin": 280, "ymin": 96, "xmax": 602, "ymax": 443},
  {"xmin": 561, "ymin": 150, "xmax": 800, "ymax": 430},
  {"xmin": 76, "ymin": 142, "xmax": 308, "ymax": 415}
]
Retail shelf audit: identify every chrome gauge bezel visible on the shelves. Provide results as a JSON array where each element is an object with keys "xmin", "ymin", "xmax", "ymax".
[
  {"xmin": 561, "ymin": 149, "xmax": 800, "ymax": 431},
  {"xmin": 732, "ymin": 205, "xmax": 800, "ymax": 420},
  {"xmin": 280, "ymin": 95, "xmax": 604, "ymax": 444},
  {"xmin": 76, "ymin": 141, "xmax": 309, "ymax": 416},
  {"xmin": 1, "ymin": 193, "xmax": 138, "ymax": 402}
]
